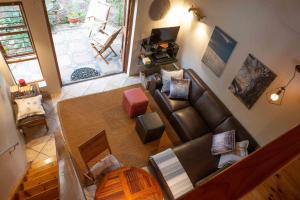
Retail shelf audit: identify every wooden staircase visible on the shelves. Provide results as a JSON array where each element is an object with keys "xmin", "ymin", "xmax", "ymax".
[{"xmin": 16, "ymin": 157, "xmax": 59, "ymax": 200}]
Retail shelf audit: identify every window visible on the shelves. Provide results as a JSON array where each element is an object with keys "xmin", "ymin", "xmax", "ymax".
[{"xmin": 0, "ymin": 3, "xmax": 44, "ymax": 83}]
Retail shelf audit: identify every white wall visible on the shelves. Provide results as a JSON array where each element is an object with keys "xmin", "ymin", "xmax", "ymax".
[
  {"xmin": 0, "ymin": 0, "xmax": 61, "ymax": 94},
  {"xmin": 179, "ymin": 0, "xmax": 300, "ymax": 145},
  {"xmin": 0, "ymin": 73, "xmax": 27, "ymax": 200},
  {"xmin": 128, "ymin": 0, "xmax": 300, "ymax": 145}
]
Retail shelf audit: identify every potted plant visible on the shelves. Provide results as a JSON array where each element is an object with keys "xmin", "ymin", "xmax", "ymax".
[{"xmin": 67, "ymin": 10, "xmax": 80, "ymax": 24}]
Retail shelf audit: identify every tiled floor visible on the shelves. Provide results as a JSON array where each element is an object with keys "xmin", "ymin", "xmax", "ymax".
[
  {"xmin": 25, "ymin": 73, "xmax": 140, "ymax": 164},
  {"xmin": 52, "ymin": 23, "xmax": 123, "ymax": 85}
]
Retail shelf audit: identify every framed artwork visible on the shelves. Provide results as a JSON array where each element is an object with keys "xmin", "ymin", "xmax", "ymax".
[
  {"xmin": 202, "ymin": 26, "xmax": 237, "ymax": 77},
  {"xmin": 229, "ymin": 54, "xmax": 277, "ymax": 109}
]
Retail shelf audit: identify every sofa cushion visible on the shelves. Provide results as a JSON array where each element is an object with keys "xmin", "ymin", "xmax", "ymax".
[
  {"xmin": 169, "ymin": 77, "xmax": 190, "ymax": 100},
  {"xmin": 173, "ymin": 133, "xmax": 219, "ymax": 185},
  {"xmin": 184, "ymin": 69, "xmax": 207, "ymax": 104},
  {"xmin": 211, "ymin": 130, "xmax": 236, "ymax": 155},
  {"xmin": 194, "ymin": 91, "xmax": 231, "ymax": 129},
  {"xmin": 214, "ymin": 117, "xmax": 259, "ymax": 153},
  {"xmin": 161, "ymin": 69, "xmax": 184, "ymax": 93},
  {"xmin": 154, "ymin": 90, "xmax": 190, "ymax": 118},
  {"xmin": 170, "ymin": 106, "xmax": 210, "ymax": 142}
]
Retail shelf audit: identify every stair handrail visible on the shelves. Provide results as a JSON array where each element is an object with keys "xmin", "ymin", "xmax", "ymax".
[{"xmin": 0, "ymin": 142, "xmax": 19, "ymax": 157}]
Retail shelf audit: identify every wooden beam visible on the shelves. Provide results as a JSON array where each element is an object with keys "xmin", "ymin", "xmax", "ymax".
[{"xmin": 179, "ymin": 124, "xmax": 300, "ymax": 200}]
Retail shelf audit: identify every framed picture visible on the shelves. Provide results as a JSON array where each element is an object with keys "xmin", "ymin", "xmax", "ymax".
[
  {"xmin": 229, "ymin": 54, "xmax": 277, "ymax": 109},
  {"xmin": 202, "ymin": 26, "xmax": 237, "ymax": 77}
]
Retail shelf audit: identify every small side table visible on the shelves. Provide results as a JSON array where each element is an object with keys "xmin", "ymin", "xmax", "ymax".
[{"xmin": 95, "ymin": 167, "xmax": 163, "ymax": 200}]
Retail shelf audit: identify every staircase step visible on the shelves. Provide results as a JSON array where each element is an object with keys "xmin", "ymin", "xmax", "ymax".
[
  {"xmin": 27, "ymin": 162, "xmax": 57, "ymax": 176},
  {"xmin": 25, "ymin": 186, "xmax": 59, "ymax": 200},
  {"xmin": 26, "ymin": 166, "xmax": 58, "ymax": 181},
  {"xmin": 24, "ymin": 177, "xmax": 58, "ymax": 196},
  {"xmin": 24, "ymin": 170, "xmax": 58, "ymax": 190},
  {"xmin": 30, "ymin": 157, "xmax": 57, "ymax": 169}
]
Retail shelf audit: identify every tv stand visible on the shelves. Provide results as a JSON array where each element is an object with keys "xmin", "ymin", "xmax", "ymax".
[{"xmin": 139, "ymin": 38, "xmax": 179, "ymax": 66}]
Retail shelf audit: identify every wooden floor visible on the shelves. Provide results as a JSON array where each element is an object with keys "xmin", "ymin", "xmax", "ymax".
[{"xmin": 241, "ymin": 155, "xmax": 300, "ymax": 200}]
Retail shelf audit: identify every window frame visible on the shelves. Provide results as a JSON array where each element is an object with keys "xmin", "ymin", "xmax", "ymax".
[{"xmin": 0, "ymin": 2, "xmax": 44, "ymax": 84}]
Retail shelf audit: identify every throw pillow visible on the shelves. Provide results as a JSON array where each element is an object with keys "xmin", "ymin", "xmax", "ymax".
[
  {"xmin": 211, "ymin": 130, "xmax": 235, "ymax": 155},
  {"xmin": 169, "ymin": 78, "xmax": 190, "ymax": 100},
  {"xmin": 89, "ymin": 155, "xmax": 121, "ymax": 179},
  {"xmin": 15, "ymin": 95, "xmax": 45, "ymax": 120},
  {"xmin": 218, "ymin": 140, "xmax": 249, "ymax": 168},
  {"xmin": 161, "ymin": 69, "xmax": 183, "ymax": 93}
]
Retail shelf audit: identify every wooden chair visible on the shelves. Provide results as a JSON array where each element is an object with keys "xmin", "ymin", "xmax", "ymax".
[
  {"xmin": 78, "ymin": 130, "xmax": 112, "ymax": 182},
  {"xmin": 87, "ymin": 0, "xmax": 111, "ymax": 37},
  {"xmin": 90, "ymin": 27, "xmax": 122, "ymax": 64}
]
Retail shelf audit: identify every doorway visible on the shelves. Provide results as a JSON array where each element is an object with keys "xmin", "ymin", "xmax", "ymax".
[{"xmin": 45, "ymin": 0, "xmax": 131, "ymax": 85}]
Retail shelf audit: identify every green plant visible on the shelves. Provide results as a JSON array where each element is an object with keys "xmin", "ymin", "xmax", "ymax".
[
  {"xmin": 67, "ymin": 4, "xmax": 81, "ymax": 19},
  {"xmin": 67, "ymin": 11, "xmax": 80, "ymax": 19}
]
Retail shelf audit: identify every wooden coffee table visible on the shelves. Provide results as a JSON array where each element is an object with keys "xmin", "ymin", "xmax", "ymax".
[{"xmin": 95, "ymin": 167, "xmax": 163, "ymax": 200}]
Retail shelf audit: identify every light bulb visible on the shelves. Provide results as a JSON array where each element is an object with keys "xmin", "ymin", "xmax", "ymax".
[{"xmin": 270, "ymin": 93, "xmax": 279, "ymax": 102}]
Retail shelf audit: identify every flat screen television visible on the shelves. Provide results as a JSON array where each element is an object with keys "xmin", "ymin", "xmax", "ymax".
[{"xmin": 150, "ymin": 26, "xmax": 180, "ymax": 44}]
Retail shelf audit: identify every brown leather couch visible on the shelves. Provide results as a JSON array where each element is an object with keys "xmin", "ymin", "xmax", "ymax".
[{"xmin": 149, "ymin": 68, "xmax": 259, "ymax": 192}]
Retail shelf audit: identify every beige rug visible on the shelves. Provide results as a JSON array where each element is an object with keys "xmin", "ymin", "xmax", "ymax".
[{"xmin": 58, "ymin": 85, "xmax": 180, "ymax": 171}]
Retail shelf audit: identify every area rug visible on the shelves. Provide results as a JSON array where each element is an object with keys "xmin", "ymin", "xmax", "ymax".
[
  {"xmin": 57, "ymin": 85, "xmax": 180, "ymax": 171},
  {"xmin": 71, "ymin": 67, "xmax": 100, "ymax": 81}
]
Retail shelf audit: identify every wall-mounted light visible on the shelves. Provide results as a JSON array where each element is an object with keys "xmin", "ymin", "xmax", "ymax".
[
  {"xmin": 267, "ymin": 65, "xmax": 300, "ymax": 105},
  {"xmin": 188, "ymin": 5, "xmax": 205, "ymax": 21}
]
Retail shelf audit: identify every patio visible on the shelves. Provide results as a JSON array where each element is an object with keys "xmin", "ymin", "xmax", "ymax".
[
  {"xmin": 52, "ymin": 23, "xmax": 123, "ymax": 85},
  {"xmin": 45, "ymin": 0, "xmax": 125, "ymax": 85}
]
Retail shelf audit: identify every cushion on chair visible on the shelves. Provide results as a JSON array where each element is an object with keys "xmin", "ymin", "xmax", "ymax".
[
  {"xmin": 89, "ymin": 155, "xmax": 121, "ymax": 179},
  {"xmin": 170, "ymin": 106, "xmax": 210, "ymax": 142},
  {"xmin": 15, "ymin": 95, "xmax": 45, "ymax": 120}
]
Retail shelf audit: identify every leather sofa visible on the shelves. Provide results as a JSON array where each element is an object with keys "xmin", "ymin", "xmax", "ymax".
[{"xmin": 149, "ymin": 68, "xmax": 259, "ymax": 193}]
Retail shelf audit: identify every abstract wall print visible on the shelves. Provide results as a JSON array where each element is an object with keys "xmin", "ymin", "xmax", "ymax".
[
  {"xmin": 229, "ymin": 54, "xmax": 277, "ymax": 109},
  {"xmin": 202, "ymin": 26, "xmax": 237, "ymax": 77}
]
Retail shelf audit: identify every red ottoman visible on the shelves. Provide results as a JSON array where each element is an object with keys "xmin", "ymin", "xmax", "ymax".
[{"xmin": 123, "ymin": 88, "xmax": 149, "ymax": 118}]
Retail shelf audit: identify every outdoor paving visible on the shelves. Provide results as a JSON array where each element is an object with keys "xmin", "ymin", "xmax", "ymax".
[{"xmin": 52, "ymin": 23, "xmax": 123, "ymax": 85}]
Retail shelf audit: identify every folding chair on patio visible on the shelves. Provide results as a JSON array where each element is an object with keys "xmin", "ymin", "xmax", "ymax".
[
  {"xmin": 90, "ymin": 27, "xmax": 122, "ymax": 64},
  {"xmin": 86, "ymin": 0, "xmax": 111, "ymax": 38}
]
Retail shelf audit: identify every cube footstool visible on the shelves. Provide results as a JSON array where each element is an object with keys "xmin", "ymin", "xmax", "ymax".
[
  {"xmin": 136, "ymin": 112, "xmax": 165, "ymax": 144},
  {"xmin": 122, "ymin": 88, "xmax": 149, "ymax": 118}
]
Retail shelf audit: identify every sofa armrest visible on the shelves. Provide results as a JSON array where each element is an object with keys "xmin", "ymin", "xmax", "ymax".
[
  {"xmin": 148, "ymin": 78, "xmax": 162, "ymax": 96},
  {"xmin": 148, "ymin": 158, "xmax": 175, "ymax": 199}
]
